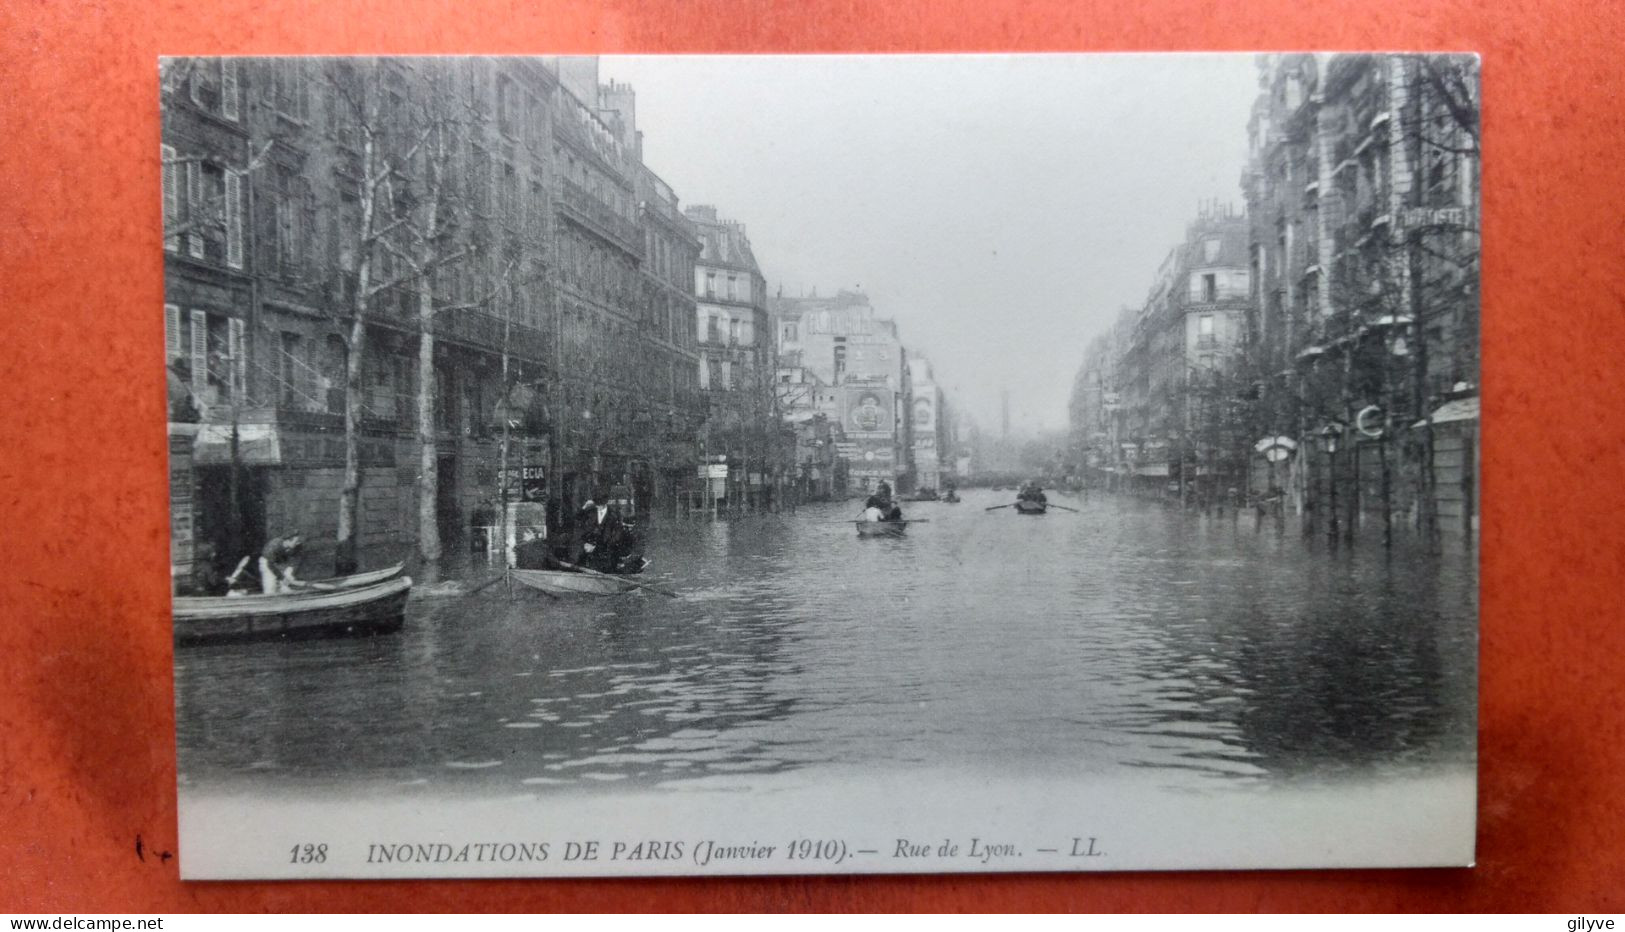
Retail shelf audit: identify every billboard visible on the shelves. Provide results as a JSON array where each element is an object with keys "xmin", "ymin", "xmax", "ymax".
[{"xmin": 844, "ymin": 386, "xmax": 894, "ymax": 437}]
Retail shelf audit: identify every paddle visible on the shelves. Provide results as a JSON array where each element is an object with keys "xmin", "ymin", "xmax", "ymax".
[
  {"xmin": 984, "ymin": 503, "xmax": 1015, "ymax": 511},
  {"xmin": 1047, "ymin": 503, "xmax": 1082, "ymax": 513},
  {"xmin": 846, "ymin": 519, "xmax": 928, "ymax": 524},
  {"xmin": 553, "ymin": 557, "xmax": 680, "ymax": 598}
]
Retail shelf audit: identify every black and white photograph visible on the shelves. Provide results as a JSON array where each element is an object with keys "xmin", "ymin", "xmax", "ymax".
[{"xmin": 161, "ymin": 53, "xmax": 1480, "ymax": 878}]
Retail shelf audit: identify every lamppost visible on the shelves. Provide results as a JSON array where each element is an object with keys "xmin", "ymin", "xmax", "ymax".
[{"xmin": 1318, "ymin": 422, "xmax": 1344, "ymax": 546}]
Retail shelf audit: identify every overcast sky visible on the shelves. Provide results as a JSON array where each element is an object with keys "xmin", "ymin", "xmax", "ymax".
[{"xmin": 600, "ymin": 54, "xmax": 1259, "ymax": 433}]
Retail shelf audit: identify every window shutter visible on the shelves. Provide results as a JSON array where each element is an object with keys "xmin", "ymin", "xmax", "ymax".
[
  {"xmin": 229, "ymin": 317, "xmax": 246, "ymax": 399},
  {"xmin": 190, "ymin": 310, "xmax": 209, "ymax": 401},
  {"xmin": 164, "ymin": 304, "xmax": 181, "ymax": 362},
  {"xmin": 186, "ymin": 162, "xmax": 204, "ymax": 258},
  {"xmin": 225, "ymin": 170, "xmax": 243, "ymax": 269},
  {"xmin": 220, "ymin": 60, "xmax": 239, "ymax": 121},
  {"xmin": 161, "ymin": 145, "xmax": 179, "ymax": 252}
]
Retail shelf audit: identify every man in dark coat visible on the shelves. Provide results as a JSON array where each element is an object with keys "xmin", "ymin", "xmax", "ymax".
[{"xmin": 569, "ymin": 487, "xmax": 627, "ymax": 573}]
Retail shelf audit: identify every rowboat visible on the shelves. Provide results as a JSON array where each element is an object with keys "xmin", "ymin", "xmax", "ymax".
[
  {"xmin": 313, "ymin": 562, "xmax": 405, "ymax": 589},
  {"xmin": 509, "ymin": 567, "xmax": 643, "ymax": 595},
  {"xmin": 173, "ymin": 575, "xmax": 413, "ymax": 646},
  {"xmin": 1014, "ymin": 500, "xmax": 1048, "ymax": 515},
  {"xmin": 855, "ymin": 520, "xmax": 908, "ymax": 537}
]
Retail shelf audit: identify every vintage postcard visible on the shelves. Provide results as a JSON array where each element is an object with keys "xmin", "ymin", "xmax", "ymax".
[{"xmin": 163, "ymin": 53, "xmax": 1479, "ymax": 878}]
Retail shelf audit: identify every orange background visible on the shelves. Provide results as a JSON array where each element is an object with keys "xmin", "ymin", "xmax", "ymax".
[{"xmin": 2, "ymin": 0, "xmax": 1622, "ymax": 913}]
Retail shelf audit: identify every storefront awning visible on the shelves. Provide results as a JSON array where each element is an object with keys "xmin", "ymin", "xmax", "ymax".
[
  {"xmin": 192, "ymin": 423, "xmax": 284, "ymax": 466},
  {"xmin": 1414, "ymin": 396, "xmax": 1479, "ymax": 428}
]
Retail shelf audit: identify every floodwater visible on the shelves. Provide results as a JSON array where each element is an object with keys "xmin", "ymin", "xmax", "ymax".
[{"xmin": 174, "ymin": 489, "xmax": 1477, "ymax": 796}]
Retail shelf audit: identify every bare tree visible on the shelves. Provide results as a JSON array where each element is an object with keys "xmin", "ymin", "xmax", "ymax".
[{"xmin": 325, "ymin": 60, "xmax": 432, "ymax": 575}]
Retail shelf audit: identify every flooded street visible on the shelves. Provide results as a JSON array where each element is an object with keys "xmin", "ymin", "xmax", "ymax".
[{"xmin": 175, "ymin": 490, "xmax": 1477, "ymax": 797}]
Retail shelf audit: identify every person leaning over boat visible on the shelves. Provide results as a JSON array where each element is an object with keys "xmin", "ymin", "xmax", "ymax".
[{"xmin": 258, "ymin": 532, "xmax": 306, "ymax": 595}]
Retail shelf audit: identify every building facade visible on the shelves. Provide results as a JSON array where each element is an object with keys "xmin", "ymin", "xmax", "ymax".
[
  {"xmin": 686, "ymin": 205, "xmax": 783, "ymax": 512},
  {"xmin": 1072, "ymin": 208, "xmax": 1251, "ymax": 502},
  {"xmin": 164, "ymin": 56, "xmax": 718, "ymax": 589},
  {"xmin": 769, "ymin": 289, "xmax": 910, "ymax": 493},
  {"xmin": 1242, "ymin": 52, "xmax": 1480, "ymax": 536}
]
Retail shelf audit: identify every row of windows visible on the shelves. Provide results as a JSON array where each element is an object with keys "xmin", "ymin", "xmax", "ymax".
[{"xmin": 697, "ymin": 268, "xmax": 753, "ymax": 303}]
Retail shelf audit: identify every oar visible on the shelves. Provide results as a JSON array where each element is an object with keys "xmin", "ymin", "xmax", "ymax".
[
  {"xmin": 553, "ymin": 557, "xmax": 680, "ymax": 598},
  {"xmin": 985, "ymin": 503, "xmax": 1015, "ymax": 511},
  {"xmin": 1047, "ymin": 502, "xmax": 1082, "ymax": 513}
]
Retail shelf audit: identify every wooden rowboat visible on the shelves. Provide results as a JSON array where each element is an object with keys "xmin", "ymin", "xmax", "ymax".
[
  {"xmin": 313, "ymin": 562, "xmax": 405, "ymax": 589},
  {"xmin": 510, "ymin": 567, "xmax": 643, "ymax": 595},
  {"xmin": 1014, "ymin": 500, "xmax": 1048, "ymax": 515},
  {"xmin": 855, "ymin": 520, "xmax": 908, "ymax": 537},
  {"xmin": 173, "ymin": 575, "xmax": 413, "ymax": 646}
]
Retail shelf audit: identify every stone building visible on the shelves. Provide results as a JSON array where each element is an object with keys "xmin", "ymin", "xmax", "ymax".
[
  {"xmin": 163, "ymin": 56, "xmax": 711, "ymax": 587},
  {"xmin": 1242, "ymin": 53, "xmax": 1479, "ymax": 536},
  {"xmin": 1076, "ymin": 208, "xmax": 1251, "ymax": 502},
  {"xmin": 769, "ymin": 289, "xmax": 910, "ymax": 493},
  {"xmin": 686, "ymin": 205, "xmax": 782, "ymax": 512},
  {"xmin": 906, "ymin": 355, "xmax": 946, "ymax": 493}
]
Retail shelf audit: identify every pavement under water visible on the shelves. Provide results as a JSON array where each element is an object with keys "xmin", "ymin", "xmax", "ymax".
[{"xmin": 175, "ymin": 489, "xmax": 1477, "ymax": 798}]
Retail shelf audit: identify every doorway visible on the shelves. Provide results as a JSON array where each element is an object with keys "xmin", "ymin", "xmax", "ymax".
[
  {"xmin": 436, "ymin": 454, "xmax": 460, "ymax": 552},
  {"xmin": 194, "ymin": 465, "xmax": 268, "ymax": 574}
]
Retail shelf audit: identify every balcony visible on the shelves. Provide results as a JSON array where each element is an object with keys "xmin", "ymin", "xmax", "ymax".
[
  {"xmin": 435, "ymin": 307, "xmax": 550, "ymax": 363},
  {"xmin": 559, "ymin": 179, "xmax": 644, "ymax": 258}
]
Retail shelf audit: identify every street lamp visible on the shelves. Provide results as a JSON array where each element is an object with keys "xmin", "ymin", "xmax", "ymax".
[
  {"xmin": 1318, "ymin": 422, "xmax": 1344, "ymax": 545},
  {"xmin": 1317, "ymin": 422, "xmax": 1341, "ymax": 455}
]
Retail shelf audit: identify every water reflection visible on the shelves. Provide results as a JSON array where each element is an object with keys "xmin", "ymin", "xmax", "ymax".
[{"xmin": 176, "ymin": 491, "xmax": 1476, "ymax": 794}]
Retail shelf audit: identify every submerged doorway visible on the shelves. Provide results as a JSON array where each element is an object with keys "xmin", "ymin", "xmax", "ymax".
[{"xmin": 435, "ymin": 454, "xmax": 460, "ymax": 553}]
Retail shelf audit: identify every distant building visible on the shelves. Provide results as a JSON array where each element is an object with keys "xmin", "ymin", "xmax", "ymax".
[
  {"xmin": 770, "ymin": 289, "xmax": 908, "ymax": 492},
  {"xmin": 1092, "ymin": 206, "xmax": 1250, "ymax": 501},
  {"xmin": 687, "ymin": 205, "xmax": 783, "ymax": 511},
  {"xmin": 906, "ymin": 356, "xmax": 945, "ymax": 492}
]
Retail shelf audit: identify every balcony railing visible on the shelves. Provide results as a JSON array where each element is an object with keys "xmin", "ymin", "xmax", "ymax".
[
  {"xmin": 559, "ymin": 179, "xmax": 644, "ymax": 258},
  {"xmin": 440, "ymin": 308, "xmax": 549, "ymax": 362}
]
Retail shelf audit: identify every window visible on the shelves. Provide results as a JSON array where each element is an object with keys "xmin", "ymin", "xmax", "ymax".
[
  {"xmin": 280, "ymin": 332, "xmax": 304, "ymax": 407},
  {"xmin": 496, "ymin": 74, "xmax": 518, "ymax": 137},
  {"xmin": 470, "ymin": 147, "xmax": 490, "ymax": 214},
  {"xmin": 834, "ymin": 345, "xmax": 847, "ymax": 379},
  {"xmin": 189, "ymin": 61, "xmax": 221, "ymax": 112},
  {"xmin": 704, "ymin": 270, "xmax": 717, "ymax": 299},
  {"xmin": 184, "ymin": 160, "xmax": 232, "ymax": 264},
  {"xmin": 728, "ymin": 319, "xmax": 740, "ymax": 344},
  {"xmin": 706, "ymin": 315, "xmax": 720, "ymax": 344},
  {"xmin": 323, "ymin": 336, "xmax": 347, "ymax": 414},
  {"xmin": 500, "ymin": 162, "xmax": 517, "ymax": 224},
  {"xmin": 1198, "ymin": 314, "xmax": 1215, "ymax": 347},
  {"xmin": 1202, "ymin": 273, "xmax": 1218, "ymax": 303},
  {"xmin": 220, "ymin": 60, "xmax": 239, "ymax": 121},
  {"xmin": 161, "ymin": 145, "xmax": 180, "ymax": 252},
  {"xmin": 188, "ymin": 311, "xmax": 244, "ymax": 409},
  {"xmin": 1203, "ymin": 237, "xmax": 1221, "ymax": 263},
  {"xmin": 267, "ymin": 62, "xmax": 310, "ymax": 122}
]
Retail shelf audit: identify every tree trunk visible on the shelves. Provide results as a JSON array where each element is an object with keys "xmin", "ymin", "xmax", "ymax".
[
  {"xmin": 335, "ymin": 132, "xmax": 378, "ymax": 577},
  {"xmin": 336, "ymin": 309, "xmax": 367, "ymax": 576},
  {"xmin": 416, "ymin": 285, "xmax": 441, "ymax": 564}
]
